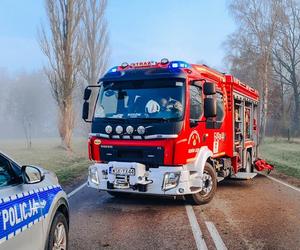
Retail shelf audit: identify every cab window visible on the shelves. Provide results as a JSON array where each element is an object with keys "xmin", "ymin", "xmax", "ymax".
[
  {"xmin": 0, "ymin": 155, "xmax": 20, "ymax": 188},
  {"xmin": 189, "ymin": 85, "xmax": 203, "ymax": 120}
]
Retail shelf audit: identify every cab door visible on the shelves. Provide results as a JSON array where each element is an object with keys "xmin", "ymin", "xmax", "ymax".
[
  {"xmin": 0, "ymin": 155, "xmax": 44, "ymax": 250},
  {"xmin": 185, "ymin": 83, "xmax": 203, "ymax": 162}
]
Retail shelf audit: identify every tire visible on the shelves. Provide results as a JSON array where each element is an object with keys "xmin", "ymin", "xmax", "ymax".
[
  {"xmin": 47, "ymin": 211, "xmax": 69, "ymax": 250},
  {"xmin": 187, "ymin": 162, "xmax": 217, "ymax": 205},
  {"xmin": 245, "ymin": 151, "xmax": 253, "ymax": 173}
]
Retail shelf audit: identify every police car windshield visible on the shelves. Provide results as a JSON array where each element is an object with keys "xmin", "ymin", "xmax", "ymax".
[{"xmin": 94, "ymin": 79, "xmax": 185, "ymax": 121}]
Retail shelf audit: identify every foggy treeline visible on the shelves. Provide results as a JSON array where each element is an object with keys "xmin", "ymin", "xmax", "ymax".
[
  {"xmin": 0, "ymin": 70, "xmax": 87, "ymax": 145},
  {"xmin": 225, "ymin": 0, "xmax": 300, "ymax": 139},
  {"xmin": 0, "ymin": 70, "xmax": 56, "ymax": 141},
  {"xmin": 0, "ymin": 0, "xmax": 109, "ymax": 150}
]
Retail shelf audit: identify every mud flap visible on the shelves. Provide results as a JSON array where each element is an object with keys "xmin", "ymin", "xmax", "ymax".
[{"xmin": 254, "ymin": 159, "xmax": 274, "ymax": 174}]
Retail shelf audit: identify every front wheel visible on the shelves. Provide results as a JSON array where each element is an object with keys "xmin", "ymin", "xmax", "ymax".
[
  {"xmin": 187, "ymin": 162, "xmax": 217, "ymax": 205},
  {"xmin": 47, "ymin": 211, "xmax": 68, "ymax": 250}
]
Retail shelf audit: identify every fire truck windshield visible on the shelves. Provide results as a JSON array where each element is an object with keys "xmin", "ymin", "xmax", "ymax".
[{"xmin": 94, "ymin": 79, "xmax": 185, "ymax": 121}]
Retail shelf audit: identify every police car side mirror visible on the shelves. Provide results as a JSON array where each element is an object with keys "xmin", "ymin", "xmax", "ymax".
[
  {"xmin": 21, "ymin": 165, "xmax": 44, "ymax": 184},
  {"xmin": 204, "ymin": 97, "xmax": 217, "ymax": 118}
]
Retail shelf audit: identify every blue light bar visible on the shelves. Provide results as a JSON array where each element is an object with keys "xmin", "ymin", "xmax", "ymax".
[{"xmin": 169, "ymin": 61, "xmax": 191, "ymax": 69}]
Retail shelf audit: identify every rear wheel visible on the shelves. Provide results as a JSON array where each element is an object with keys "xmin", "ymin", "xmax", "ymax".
[{"xmin": 187, "ymin": 162, "xmax": 217, "ymax": 205}]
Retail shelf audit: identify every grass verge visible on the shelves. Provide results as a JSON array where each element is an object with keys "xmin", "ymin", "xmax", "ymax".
[
  {"xmin": 260, "ymin": 137, "xmax": 300, "ymax": 179},
  {"xmin": 0, "ymin": 138, "xmax": 90, "ymax": 186}
]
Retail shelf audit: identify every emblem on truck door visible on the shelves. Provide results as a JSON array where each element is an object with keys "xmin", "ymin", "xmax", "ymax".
[
  {"xmin": 188, "ymin": 130, "xmax": 201, "ymax": 154},
  {"xmin": 188, "ymin": 130, "xmax": 201, "ymax": 146}
]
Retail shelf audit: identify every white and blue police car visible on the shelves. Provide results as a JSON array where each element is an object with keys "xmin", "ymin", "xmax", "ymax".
[{"xmin": 0, "ymin": 151, "xmax": 69, "ymax": 250}]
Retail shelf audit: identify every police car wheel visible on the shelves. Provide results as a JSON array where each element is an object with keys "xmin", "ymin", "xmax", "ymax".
[
  {"xmin": 187, "ymin": 162, "xmax": 217, "ymax": 205},
  {"xmin": 47, "ymin": 212, "xmax": 68, "ymax": 250}
]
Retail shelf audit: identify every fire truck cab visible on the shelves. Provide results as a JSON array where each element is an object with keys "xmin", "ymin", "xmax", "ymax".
[{"xmin": 82, "ymin": 59, "xmax": 260, "ymax": 204}]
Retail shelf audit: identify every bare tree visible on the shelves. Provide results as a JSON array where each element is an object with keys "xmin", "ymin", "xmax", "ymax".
[
  {"xmin": 7, "ymin": 72, "xmax": 49, "ymax": 148},
  {"xmin": 81, "ymin": 0, "xmax": 109, "ymax": 86},
  {"xmin": 273, "ymin": 0, "xmax": 300, "ymax": 136},
  {"xmin": 39, "ymin": 0, "xmax": 84, "ymax": 150},
  {"xmin": 227, "ymin": 0, "xmax": 282, "ymax": 142}
]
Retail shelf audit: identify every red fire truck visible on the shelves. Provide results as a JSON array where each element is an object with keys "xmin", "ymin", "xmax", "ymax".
[{"xmin": 82, "ymin": 59, "xmax": 272, "ymax": 205}]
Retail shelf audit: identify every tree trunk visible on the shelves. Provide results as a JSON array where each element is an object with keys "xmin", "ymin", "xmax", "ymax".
[
  {"xmin": 259, "ymin": 58, "xmax": 270, "ymax": 143},
  {"xmin": 292, "ymin": 88, "xmax": 300, "ymax": 136},
  {"xmin": 58, "ymin": 96, "xmax": 74, "ymax": 151}
]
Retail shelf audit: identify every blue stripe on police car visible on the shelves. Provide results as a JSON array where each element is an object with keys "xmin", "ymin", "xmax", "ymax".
[{"xmin": 0, "ymin": 185, "xmax": 62, "ymax": 243}]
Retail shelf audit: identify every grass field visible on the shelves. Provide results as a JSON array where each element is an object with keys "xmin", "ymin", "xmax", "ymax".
[
  {"xmin": 0, "ymin": 138, "xmax": 90, "ymax": 186},
  {"xmin": 260, "ymin": 137, "xmax": 300, "ymax": 179}
]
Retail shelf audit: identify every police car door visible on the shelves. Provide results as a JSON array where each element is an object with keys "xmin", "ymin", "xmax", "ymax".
[{"xmin": 0, "ymin": 154, "xmax": 44, "ymax": 250}]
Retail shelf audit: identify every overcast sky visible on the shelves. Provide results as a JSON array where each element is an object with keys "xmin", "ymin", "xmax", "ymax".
[{"xmin": 0, "ymin": 0, "xmax": 235, "ymax": 74}]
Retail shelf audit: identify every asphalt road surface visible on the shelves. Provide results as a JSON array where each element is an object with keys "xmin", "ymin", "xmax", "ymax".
[{"xmin": 68, "ymin": 175, "xmax": 300, "ymax": 250}]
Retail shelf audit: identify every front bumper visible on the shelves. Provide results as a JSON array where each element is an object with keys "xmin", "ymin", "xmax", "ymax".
[{"xmin": 87, "ymin": 161, "xmax": 203, "ymax": 195}]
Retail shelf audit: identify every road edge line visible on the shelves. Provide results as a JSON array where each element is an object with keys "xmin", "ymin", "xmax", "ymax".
[
  {"xmin": 259, "ymin": 173, "xmax": 300, "ymax": 193},
  {"xmin": 185, "ymin": 205, "xmax": 208, "ymax": 250},
  {"xmin": 205, "ymin": 221, "xmax": 227, "ymax": 250},
  {"xmin": 67, "ymin": 182, "xmax": 87, "ymax": 198}
]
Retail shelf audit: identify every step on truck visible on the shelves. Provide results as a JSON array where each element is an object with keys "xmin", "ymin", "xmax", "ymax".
[{"xmin": 82, "ymin": 59, "xmax": 272, "ymax": 205}]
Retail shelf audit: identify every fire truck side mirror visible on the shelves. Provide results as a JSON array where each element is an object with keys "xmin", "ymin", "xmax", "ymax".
[
  {"xmin": 82, "ymin": 101, "xmax": 90, "ymax": 121},
  {"xmin": 84, "ymin": 88, "xmax": 92, "ymax": 101},
  {"xmin": 204, "ymin": 98, "xmax": 217, "ymax": 118},
  {"xmin": 203, "ymin": 82, "xmax": 216, "ymax": 95}
]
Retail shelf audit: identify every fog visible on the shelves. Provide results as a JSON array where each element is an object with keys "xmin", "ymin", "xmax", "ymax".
[{"xmin": 0, "ymin": 69, "xmax": 58, "ymax": 140}]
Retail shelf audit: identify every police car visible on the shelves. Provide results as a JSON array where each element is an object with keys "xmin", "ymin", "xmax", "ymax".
[{"xmin": 0, "ymin": 151, "xmax": 69, "ymax": 250}]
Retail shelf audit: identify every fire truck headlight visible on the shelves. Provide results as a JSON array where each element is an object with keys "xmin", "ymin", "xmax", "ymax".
[
  {"xmin": 89, "ymin": 166, "xmax": 99, "ymax": 185},
  {"xmin": 137, "ymin": 126, "xmax": 145, "ymax": 135},
  {"xmin": 162, "ymin": 172, "xmax": 181, "ymax": 191},
  {"xmin": 126, "ymin": 126, "xmax": 134, "ymax": 134},
  {"xmin": 105, "ymin": 125, "xmax": 113, "ymax": 134},
  {"xmin": 116, "ymin": 125, "xmax": 123, "ymax": 134}
]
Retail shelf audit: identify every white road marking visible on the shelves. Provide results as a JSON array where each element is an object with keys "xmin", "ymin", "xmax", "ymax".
[
  {"xmin": 185, "ymin": 205, "xmax": 208, "ymax": 250},
  {"xmin": 205, "ymin": 221, "xmax": 227, "ymax": 250},
  {"xmin": 67, "ymin": 182, "xmax": 87, "ymax": 198},
  {"xmin": 259, "ymin": 173, "xmax": 300, "ymax": 193}
]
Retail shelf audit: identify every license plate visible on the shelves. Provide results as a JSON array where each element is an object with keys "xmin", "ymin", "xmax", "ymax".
[{"xmin": 111, "ymin": 167, "xmax": 135, "ymax": 176}]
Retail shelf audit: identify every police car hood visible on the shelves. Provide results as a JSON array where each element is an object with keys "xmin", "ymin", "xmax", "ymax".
[{"xmin": 35, "ymin": 166, "xmax": 59, "ymax": 185}]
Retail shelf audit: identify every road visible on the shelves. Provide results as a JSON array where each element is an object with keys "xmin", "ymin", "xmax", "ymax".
[{"xmin": 68, "ymin": 175, "xmax": 300, "ymax": 250}]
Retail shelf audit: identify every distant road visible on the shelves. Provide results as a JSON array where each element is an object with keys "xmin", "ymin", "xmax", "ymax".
[{"xmin": 67, "ymin": 175, "xmax": 300, "ymax": 250}]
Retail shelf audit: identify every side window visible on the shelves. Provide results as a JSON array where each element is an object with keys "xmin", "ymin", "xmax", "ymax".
[
  {"xmin": 189, "ymin": 85, "xmax": 203, "ymax": 120},
  {"xmin": 216, "ymin": 93, "xmax": 225, "ymax": 122},
  {"xmin": 0, "ymin": 156, "xmax": 19, "ymax": 188}
]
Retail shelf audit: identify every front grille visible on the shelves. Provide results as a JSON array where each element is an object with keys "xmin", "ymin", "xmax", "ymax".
[{"xmin": 100, "ymin": 145, "xmax": 164, "ymax": 167}]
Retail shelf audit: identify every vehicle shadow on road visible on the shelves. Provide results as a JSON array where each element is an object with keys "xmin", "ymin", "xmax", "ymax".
[
  {"xmin": 102, "ymin": 193, "xmax": 188, "ymax": 207},
  {"xmin": 218, "ymin": 175, "xmax": 266, "ymax": 190}
]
